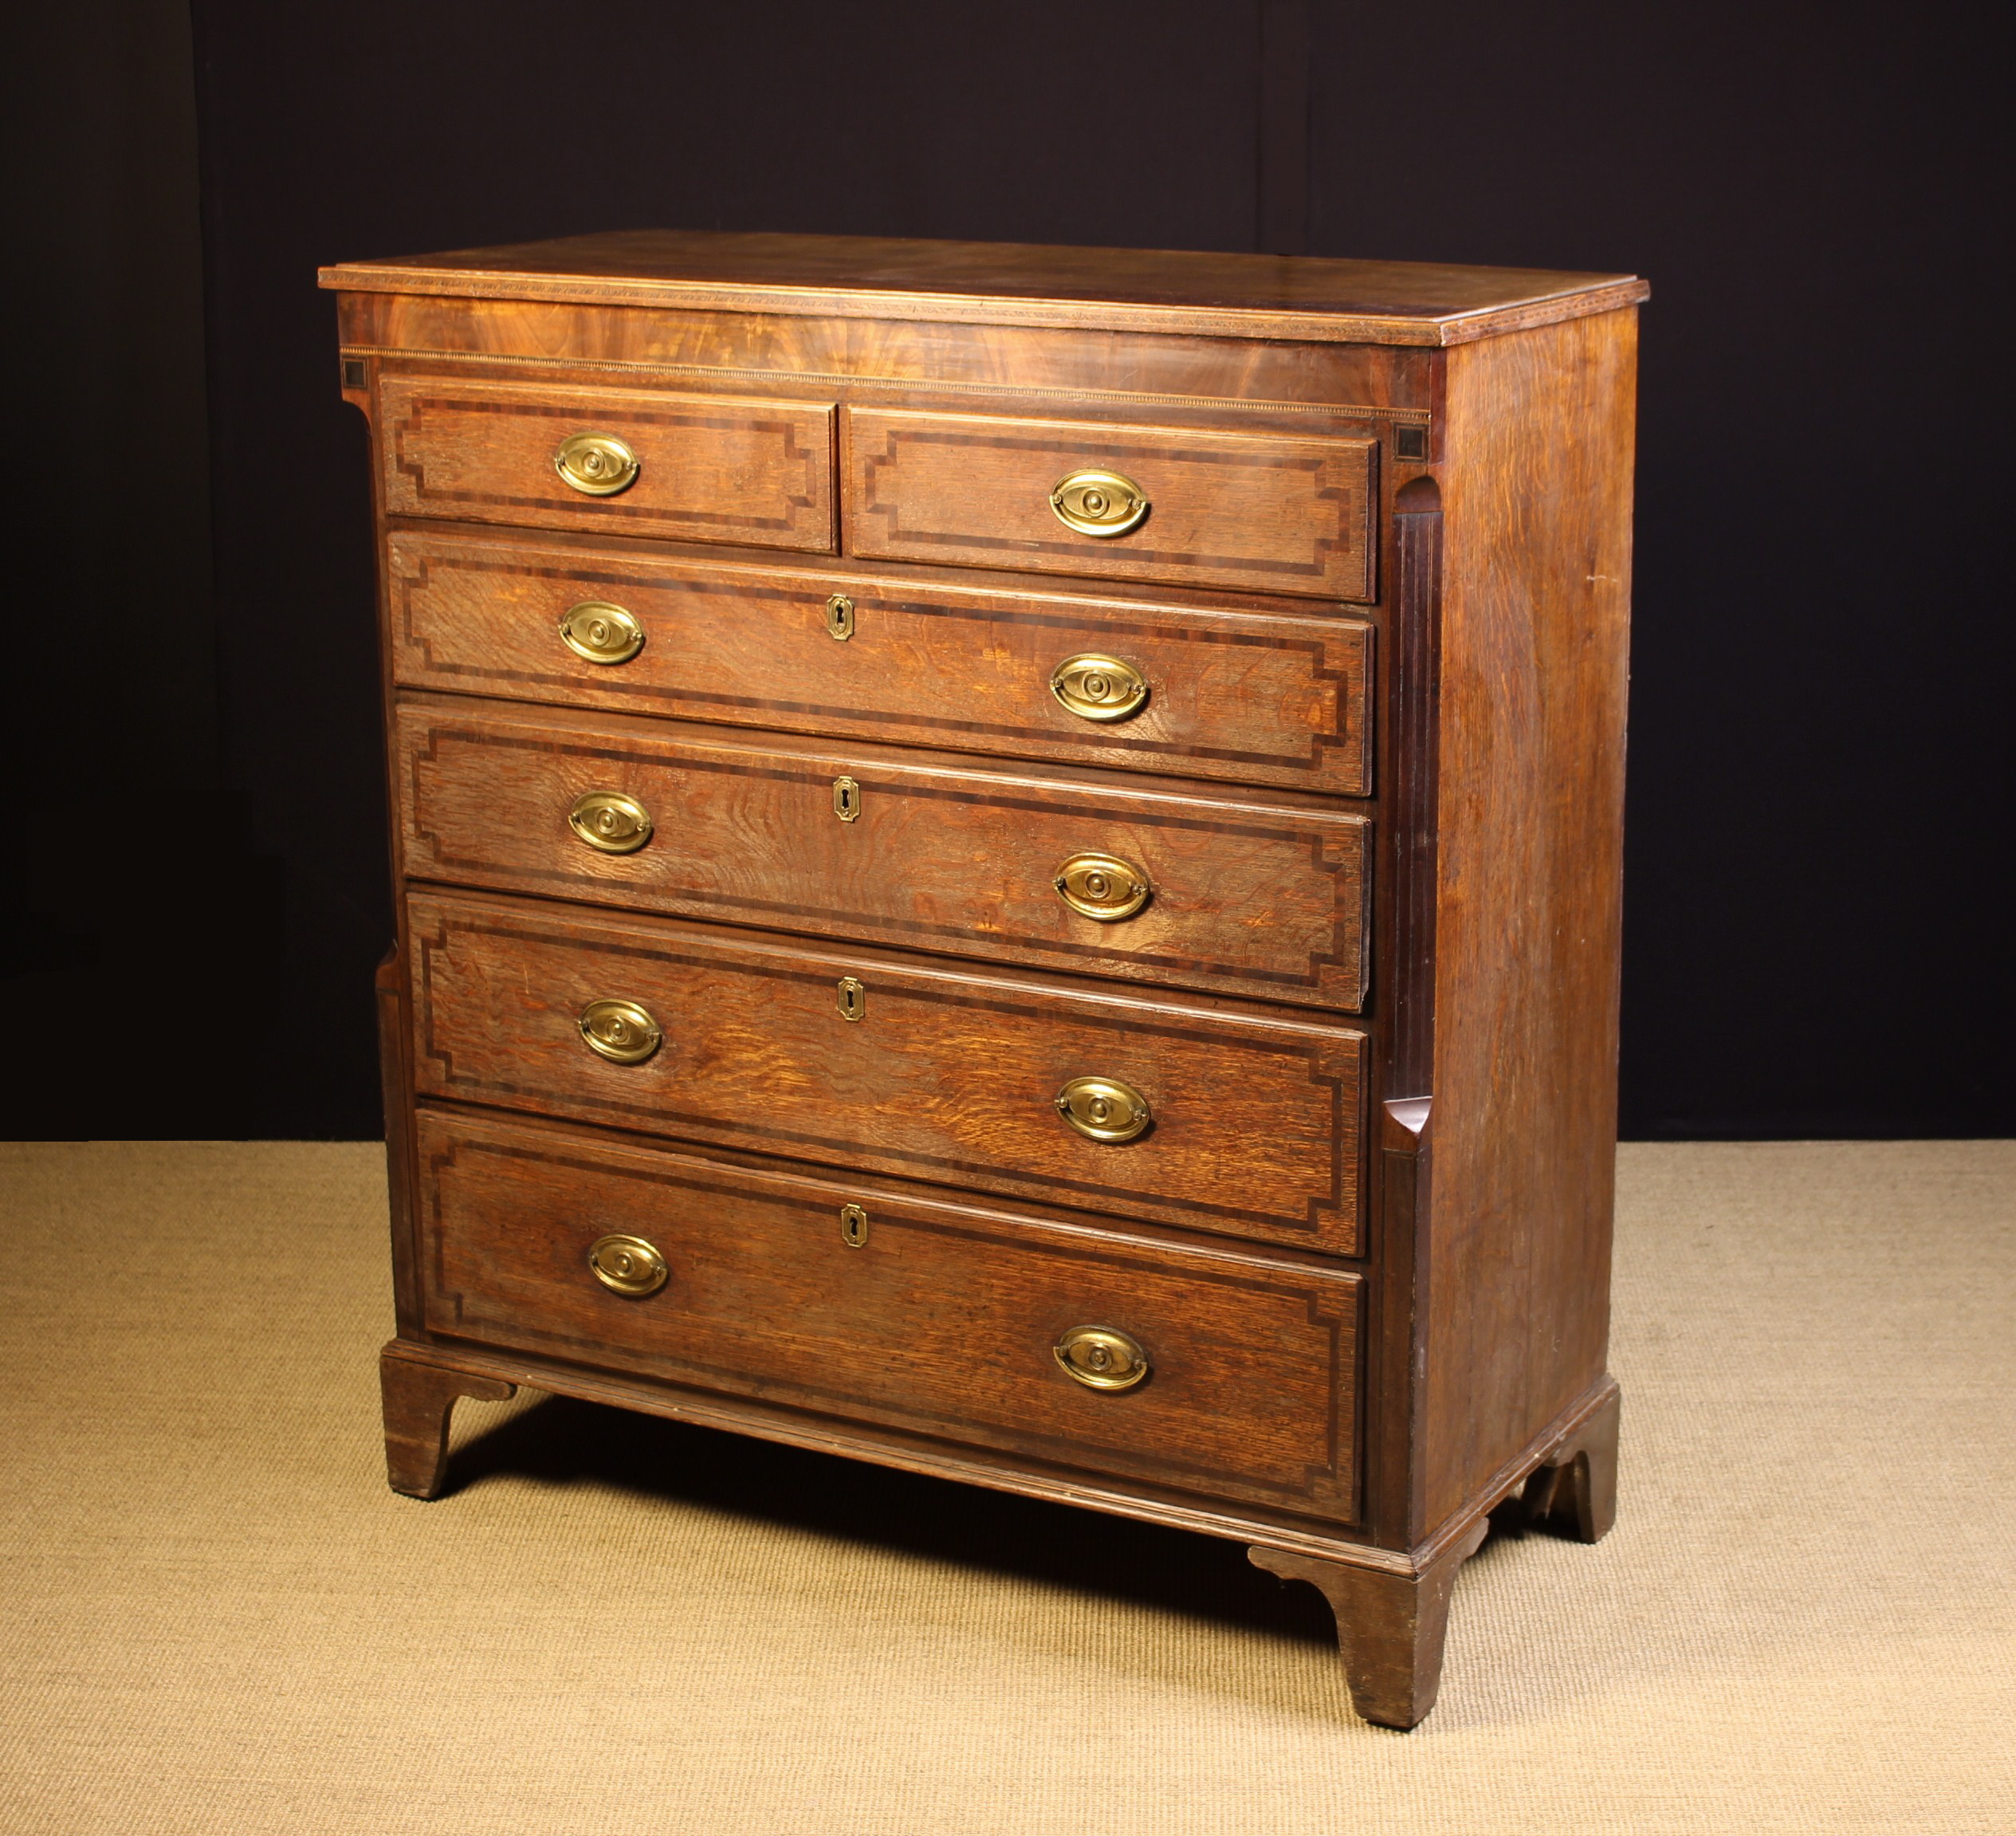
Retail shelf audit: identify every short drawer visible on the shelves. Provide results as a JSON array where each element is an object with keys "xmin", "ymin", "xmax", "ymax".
[
  {"xmin": 385, "ymin": 527, "xmax": 1373, "ymax": 796},
  {"xmin": 407, "ymin": 890, "xmax": 1366, "ymax": 1253},
  {"xmin": 415, "ymin": 1107, "xmax": 1361, "ymax": 1516},
  {"xmin": 378, "ymin": 373, "xmax": 835, "ymax": 551},
  {"xmin": 845, "ymin": 407, "xmax": 1375, "ymax": 600},
  {"xmin": 396, "ymin": 698, "xmax": 1369, "ymax": 1012}
]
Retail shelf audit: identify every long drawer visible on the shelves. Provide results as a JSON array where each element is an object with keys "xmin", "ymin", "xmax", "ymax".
[
  {"xmin": 415, "ymin": 1107, "xmax": 1361, "ymax": 1516},
  {"xmin": 844, "ymin": 407, "xmax": 1376, "ymax": 600},
  {"xmin": 383, "ymin": 527, "xmax": 1374, "ymax": 796},
  {"xmin": 407, "ymin": 890, "xmax": 1366, "ymax": 1253},
  {"xmin": 395, "ymin": 698, "xmax": 1370, "ymax": 1012},
  {"xmin": 378, "ymin": 374, "xmax": 836, "ymax": 552}
]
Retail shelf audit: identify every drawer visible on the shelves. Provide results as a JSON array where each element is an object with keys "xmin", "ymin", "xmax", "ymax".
[
  {"xmin": 845, "ymin": 407, "xmax": 1375, "ymax": 601},
  {"xmin": 415, "ymin": 1107, "xmax": 1361, "ymax": 1516},
  {"xmin": 396, "ymin": 699, "xmax": 1369, "ymax": 1011},
  {"xmin": 385, "ymin": 528, "xmax": 1373, "ymax": 796},
  {"xmin": 407, "ymin": 890, "xmax": 1366, "ymax": 1253},
  {"xmin": 377, "ymin": 374, "xmax": 835, "ymax": 552}
]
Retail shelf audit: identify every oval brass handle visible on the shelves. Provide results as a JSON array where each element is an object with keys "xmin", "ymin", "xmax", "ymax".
[
  {"xmin": 568, "ymin": 789, "xmax": 653, "ymax": 855},
  {"xmin": 554, "ymin": 430, "xmax": 639, "ymax": 497},
  {"xmin": 1054, "ymin": 1325, "xmax": 1149, "ymax": 1391},
  {"xmin": 578, "ymin": 997, "xmax": 662, "ymax": 1065},
  {"xmin": 1054, "ymin": 1075, "xmax": 1151, "ymax": 1143},
  {"xmin": 558, "ymin": 600, "xmax": 645, "ymax": 666},
  {"xmin": 1051, "ymin": 653, "xmax": 1148, "ymax": 722},
  {"xmin": 588, "ymin": 1233, "xmax": 669, "ymax": 1297},
  {"xmin": 1054, "ymin": 851, "xmax": 1151, "ymax": 922},
  {"xmin": 1049, "ymin": 468, "xmax": 1149, "ymax": 538}
]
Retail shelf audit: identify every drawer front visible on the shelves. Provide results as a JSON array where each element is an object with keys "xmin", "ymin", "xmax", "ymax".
[
  {"xmin": 397, "ymin": 700, "xmax": 1370, "ymax": 1012},
  {"xmin": 407, "ymin": 891, "xmax": 1366, "ymax": 1252},
  {"xmin": 386, "ymin": 529, "xmax": 1373, "ymax": 796},
  {"xmin": 416, "ymin": 1108, "xmax": 1361, "ymax": 1516},
  {"xmin": 846, "ymin": 408, "xmax": 1375, "ymax": 600},
  {"xmin": 378, "ymin": 375, "xmax": 835, "ymax": 552}
]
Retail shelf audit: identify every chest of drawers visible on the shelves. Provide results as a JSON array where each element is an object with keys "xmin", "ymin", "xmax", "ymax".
[{"xmin": 322, "ymin": 231, "xmax": 1643, "ymax": 1728}]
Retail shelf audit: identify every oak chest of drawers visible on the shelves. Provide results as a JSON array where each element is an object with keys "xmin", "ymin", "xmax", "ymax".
[{"xmin": 322, "ymin": 231, "xmax": 1644, "ymax": 1728}]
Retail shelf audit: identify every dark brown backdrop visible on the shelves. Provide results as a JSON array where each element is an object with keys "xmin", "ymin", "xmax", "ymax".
[{"xmin": 3, "ymin": 1, "xmax": 2008, "ymax": 1138}]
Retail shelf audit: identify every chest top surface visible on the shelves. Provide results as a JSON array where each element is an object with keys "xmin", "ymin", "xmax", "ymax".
[{"xmin": 318, "ymin": 227, "xmax": 1648, "ymax": 346}]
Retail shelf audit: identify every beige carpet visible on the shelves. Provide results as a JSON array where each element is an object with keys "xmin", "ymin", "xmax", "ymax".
[{"xmin": 2, "ymin": 1140, "xmax": 2010, "ymax": 1835}]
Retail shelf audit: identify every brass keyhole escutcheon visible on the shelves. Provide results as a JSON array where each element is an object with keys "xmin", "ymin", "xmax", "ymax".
[
  {"xmin": 832, "ymin": 775, "xmax": 861, "ymax": 822},
  {"xmin": 577, "ymin": 997, "xmax": 663, "ymax": 1065},
  {"xmin": 1054, "ymin": 851, "xmax": 1151, "ymax": 922},
  {"xmin": 1050, "ymin": 653, "xmax": 1148, "ymax": 723},
  {"xmin": 1054, "ymin": 1325, "xmax": 1149, "ymax": 1391},
  {"xmin": 1054, "ymin": 1075, "xmax": 1152, "ymax": 1143},
  {"xmin": 568, "ymin": 789, "xmax": 653, "ymax": 855},
  {"xmin": 836, "ymin": 976, "xmax": 867, "ymax": 1022},
  {"xmin": 558, "ymin": 600, "xmax": 645, "ymax": 666},
  {"xmin": 825, "ymin": 593, "xmax": 855, "ymax": 641},
  {"xmin": 553, "ymin": 430, "xmax": 640, "ymax": 497},
  {"xmin": 588, "ymin": 1233, "xmax": 669, "ymax": 1298},
  {"xmin": 1049, "ymin": 468, "xmax": 1149, "ymax": 538},
  {"xmin": 839, "ymin": 1202, "xmax": 869, "ymax": 1248}
]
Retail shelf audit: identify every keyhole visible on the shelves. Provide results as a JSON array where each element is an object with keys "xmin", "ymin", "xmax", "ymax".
[
  {"xmin": 833, "ymin": 776, "xmax": 861, "ymax": 821},
  {"xmin": 840, "ymin": 1202, "xmax": 869, "ymax": 1248}
]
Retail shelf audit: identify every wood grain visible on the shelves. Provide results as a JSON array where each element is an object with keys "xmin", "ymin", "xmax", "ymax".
[
  {"xmin": 1250, "ymin": 1515, "xmax": 1489, "ymax": 1728},
  {"xmin": 379, "ymin": 1343, "xmax": 514, "ymax": 1500},
  {"xmin": 395, "ymin": 698, "xmax": 1370, "ymax": 1011},
  {"xmin": 846, "ymin": 407, "xmax": 1375, "ymax": 600},
  {"xmin": 415, "ymin": 1106, "xmax": 1360, "ymax": 1515},
  {"xmin": 320, "ymin": 226, "xmax": 1648, "ymax": 347},
  {"xmin": 338, "ymin": 293, "xmax": 1435, "ymax": 430},
  {"xmin": 383, "ymin": 525, "xmax": 1374, "ymax": 796},
  {"xmin": 1415, "ymin": 308, "xmax": 1635, "ymax": 1534},
  {"xmin": 406, "ymin": 890, "xmax": 1366, "ymax": 1252},
  {"xmin": 378, "ymin": 373, "xmax": 836, "ymax": 551}
]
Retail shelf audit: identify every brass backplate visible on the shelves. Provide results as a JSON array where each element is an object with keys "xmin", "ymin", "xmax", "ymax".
[
  {"xmin": 553, "ymin": 430, "xmax": 639, "ymax": 496},
  {"xmin": 1049, "ymin": 468, "xmax": 1149, "ymax": 538},
  {"xmin": 577, "ymin": 997, "xmax": 662, "ymax": 1065},
  {"xmin": 825, "ymin": 593, "xmax": 855, "ymax": 641},
  {"xmin": 837, "ymin": 976, "xmax": 867, "ymax": 1022},
  {"xmin": 1054, "ymin": 1075, "xmax": 1151, "ymax": 1143},
  {"xmin": 568, "ymin": 789, "xmax": 654, "ymax": 855},
  {"xmin": 832, "ymin": 775, "xmax": 861, "ymax": 822},
  {"xmin": 588, "ymin": 1233, "xmax": 669, "ymax": 1297},
  {"xmin": 1054, "ymin": 851, "xmax": 1151, "ymax": 922},
  {"xmin": 839, "ymin": 1202, "xmax": 869, "ymax": 1248},
  {"xmin": 559, "ymin": 600, "xmax": 646, "ymax": 666},
  {"xmin": 1050, "ymin": 653, "xmax": 1148, "ymax": 722},
  {"xmin": 1054, "ymin": 1325, "xmax": 1149, "ymax": 1391}
]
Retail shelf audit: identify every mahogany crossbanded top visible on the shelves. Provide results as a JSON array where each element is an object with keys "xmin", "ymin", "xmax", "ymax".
[{"xmin": 317, "ymin": 228, "xmax": 1649, "ymax": 347}]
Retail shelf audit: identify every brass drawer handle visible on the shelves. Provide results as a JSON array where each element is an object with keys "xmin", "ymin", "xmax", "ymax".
[
  {"xmin": 554, "ymin": 430, "xmax": 639, "ymax": 497},
  {"xmin": 1054, "ymin": 851, "xmax": 1150, "ymax": 922},
  {"xmin": 568, "ymin": 789, "xmax": 653, "ymax": 855},
  {"xmin": 1054, "ymin": 1075, "xmax": 1151, "ymax": 1143},
  {"xmin": 1049, "ymin": 468, "xmax": 1149, "ymax": 538},
  {"xmin": 588, "ymin": 1233, "xmax": 669, "ymax": 1297},
  {"xmin": 1055, "ymin": 1325, "xmax": 1149, "ymax": 1391},
  {"xmin": 1051, "ymin": 653, "xmax": 1148, "ymax": 722},
  {"xmin": 559, "ymin": 600, "xmax": 645, "ymax": 665},
  {"xmin": 578, "ymin": 997, "xmax": 662, "ymax": 1065}
]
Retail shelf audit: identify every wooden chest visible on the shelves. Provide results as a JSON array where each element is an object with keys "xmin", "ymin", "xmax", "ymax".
[{"xmin": 321, "ymin": 231, "xmax": 1643, "ymax": 1728}]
